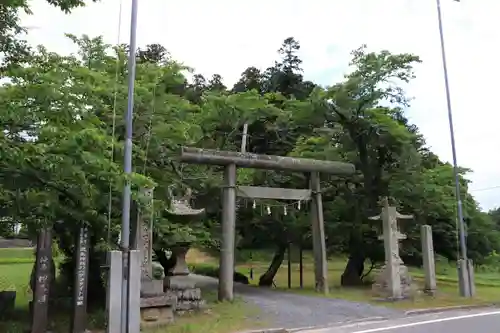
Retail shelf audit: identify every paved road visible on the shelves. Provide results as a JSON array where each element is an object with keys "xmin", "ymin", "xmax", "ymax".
[
  {"xmin": 298, "ymin": 309, "xmax": 500, "ymax": 333},
  {"xmin": 189, "ymin": 274, "xmax": 402, "ymax": 329}
]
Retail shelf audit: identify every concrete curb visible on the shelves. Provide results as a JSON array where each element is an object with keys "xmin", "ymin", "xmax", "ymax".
[
  {"xmin": 236, "ymin": 316, "xmax": 390, "ymax": 333},
  {"xmin": 286, "ymin": 316, "xmax": 390, "ymax": 333},
  {"xmin": 404, "ymin": 303, "xmax": 499, "ymax": 316},
  {"xmin": 237, "ymin": 328, "xmax": 288, "ymax": 333}
]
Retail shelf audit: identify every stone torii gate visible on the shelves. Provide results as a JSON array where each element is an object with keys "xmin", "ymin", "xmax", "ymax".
[{"xmin": 179, "ymin": 147, "xmax": 355, "ymax": 301}]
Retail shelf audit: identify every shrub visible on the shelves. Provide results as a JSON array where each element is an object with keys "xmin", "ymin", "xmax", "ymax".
[
  {"xmin": 190, "ymin": 264, "xmax": 250, "ymax": 284},
  {"xmin": 435, "ymin": 255, "xmax": 451, "ymax": 275}
]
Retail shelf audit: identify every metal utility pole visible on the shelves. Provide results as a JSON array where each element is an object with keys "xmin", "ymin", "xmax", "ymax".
[
  {"xmin": 121, "ymin": 0, "xmax": 139, "ymax": 330},
  {"xmin": 435, "ymin": 0, "xmax": 472, "ymax": 297}
]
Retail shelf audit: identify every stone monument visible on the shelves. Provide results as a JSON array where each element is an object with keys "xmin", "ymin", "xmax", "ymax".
[
  {"xmin": 369, "ymin": 197, "xmax": 413, "ymax": 299},
  {"xmin": 164, "ymin": 188, "xmax": 206, "ymax": 313},
  {"xmin": 30, "ymin": 228, "xmax": 54, "ymax": 333},
  {"xmin": 421, "ymin": 224, "xmax": 437, "ymax": 295},
  {"xmin": 135, "ymin": 188, "xmax": 177, "ymax": 329}
]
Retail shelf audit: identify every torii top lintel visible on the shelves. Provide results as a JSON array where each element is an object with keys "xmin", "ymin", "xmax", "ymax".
[{"xmin": 179, "ymin": 147, "xmax": 355, "ymax": 175}]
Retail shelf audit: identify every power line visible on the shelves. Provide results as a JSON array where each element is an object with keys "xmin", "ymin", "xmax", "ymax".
[{"xmin": 469, "ymin": 185, "xmax": 500, "ymax": 192}]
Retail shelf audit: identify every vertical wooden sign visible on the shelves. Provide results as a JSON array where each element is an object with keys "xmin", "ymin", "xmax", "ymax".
[
  {"xmin": 31, "ymin": 228, "xmax": 53, "ymax": 333},
  {"xmin": 70, "ymin": 224, "xmax": 90, "ymax": 333}
]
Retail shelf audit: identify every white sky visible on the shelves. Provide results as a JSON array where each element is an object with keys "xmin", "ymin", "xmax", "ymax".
[{"xmin": 21, "ymin": 0, "xmax": 500, "ymax": 211}]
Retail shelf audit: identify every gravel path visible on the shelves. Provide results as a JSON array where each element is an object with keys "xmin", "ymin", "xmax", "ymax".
[{"xmin": 189, "ymin": 274, "xmax": 403, "ymax": 330}]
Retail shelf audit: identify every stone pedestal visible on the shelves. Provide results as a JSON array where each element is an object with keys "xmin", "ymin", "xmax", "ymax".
[
  {"xmin": 140, "ymin": 278, "xmax": 177, "ymax": 328},
  {"xmin": 140, "ymin": 291, "xmax": 177, "ymax": 329},
  {"xmin": 372, "ymin": 264, "xmax": 412, "ymax": 299},
  {"xmin": 164, "ymin": 276, "xmax": 205, "ymax": 313},
  {"xmin": 140, "ymin": 280, "xmax": 177, "ymax": 328},
  {"xmin": 164, "ymin": 246, "xmax": 205, "ymax": 313},
  {"xmin": 141, "ymin": 279, "xmax": 164, "ymax": 296}
]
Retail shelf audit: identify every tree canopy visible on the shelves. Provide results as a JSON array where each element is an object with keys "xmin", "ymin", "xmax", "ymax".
[{"xmin": 2, "ymin": 0, "xmax": 500, "ymax": 297}]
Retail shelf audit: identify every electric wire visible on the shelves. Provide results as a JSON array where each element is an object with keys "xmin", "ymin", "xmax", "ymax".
[
  {"xmin": 106, "ymin": 0, "xmax": 123, "ymax": 245},
  {"xmin": 142, "ymin": 82, "xmax": 158, "ymax": 175}
]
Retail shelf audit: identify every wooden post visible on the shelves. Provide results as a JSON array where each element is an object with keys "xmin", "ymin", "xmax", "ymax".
[
  {"xmin": 219, "ymin": 164, "xmax": 237, "ymax": 301},
  {"xmin": 31, "ymin": 228, "xmax": 52, "ymax": 333},
  {"xmin": 310, "ymin": 172, "xmax": 328, "ymax": 294},
  {"xmin": 70, "ymin": 224, "xmax": 90, "ymax": 333},
  {"xmin": 287, "ymin": 243, "xmax": 292, "ymax": 289},
  {"xmin": 299, "ymin": 244, "xmax": 303, "ymax": 289}
]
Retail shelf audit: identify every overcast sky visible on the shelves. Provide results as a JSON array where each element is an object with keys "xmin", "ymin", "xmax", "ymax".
[{"xmin": 21, "ymin": 0, "xmax": 500, "ymax": 211}]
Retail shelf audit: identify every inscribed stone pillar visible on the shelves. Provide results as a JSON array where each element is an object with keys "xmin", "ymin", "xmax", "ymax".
[
  {"xmin": 31, "ymin": 228, "xmax": 53, "ymax": 333},
  {"xmin": 420, "ymin": 225, "xmax": 436, "ymax": 295},
  {"xmin": 71, "ymin": 225, "xmax": 90, "ymax": 333},
  {"xmin": 310, "ymin": 172, "xmax": 328, "ymax": 294},
  {"xmin": 136, "ymin": 187, "xmax": 154, "ymax": 280}
]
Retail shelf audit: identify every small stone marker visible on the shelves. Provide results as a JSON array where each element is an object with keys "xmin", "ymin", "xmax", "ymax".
[
  {"xmin": 31, "ymin": 228, "xmax": 53, "ymax": 333},
  {"xmin": 369, "ymin": 197, "xmax": 413, "ymax": 299},
  {"xmin": 136, "ymin": 187, "xmax": 163, "ymax": 297},
  {"xmin": 138, "ymin": 187, "xmax": 154, "ymax": 280},
  {"xmin": 0, "ymin": 291, "xmax": 16, "ymax": 316},
  {"xmin": 421, "ymin": 225, "xmax": 437, "ymax": 295},
  {"xmin": 135, "ymin": 187, "xmax": 180, "ymax": 329},
  {"xmin": 71, "ymin": 224, "xmax": 90, "ymax": 333}
]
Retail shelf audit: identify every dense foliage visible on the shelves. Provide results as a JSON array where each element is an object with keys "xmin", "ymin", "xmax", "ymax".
[{"xmin": 2, "ymin": 0, "xmax": 500, "ymax": 299}]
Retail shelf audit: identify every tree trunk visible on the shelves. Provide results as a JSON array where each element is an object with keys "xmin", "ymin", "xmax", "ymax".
[
  {"xmin": 258, "ymin": 244, "xmax": 287, "ymax": 287},
  {"xmin": 154, "ymin": 248, "xmax": 176, "ymax": 274},
  {"xmin": 340, "ymin": 253, "xmax": 365, "ymax": 286},
  {"xmin": 87, "ymin": 251, "xmax": 106, "ymax": 307}
]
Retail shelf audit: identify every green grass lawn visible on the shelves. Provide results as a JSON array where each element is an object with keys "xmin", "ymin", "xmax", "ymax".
[
  {"xmin": 0, "ymin": 247, "xmax": 34, "ymax": 260},
  {"xmin": 0, "ymin": 262, "xmax": 32, "ymax": 308},
  {"xmin": 0, "ymin": 247, "xmax": 35, "ymax": 265},
  {"xmin": 226, "ymin": 249, "xmax": 500, "ymax": 310},
  {"xmin": 0, "ymin": 248, "xmax": 260, "ymax": 333},
  {"xmin": 148, "ymin": 292, "xmax": 264, "ymax": 333},
  {"xmin": 2, "ymin": 247, "xmax": 500, "ymax": 332}
]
